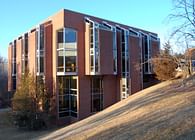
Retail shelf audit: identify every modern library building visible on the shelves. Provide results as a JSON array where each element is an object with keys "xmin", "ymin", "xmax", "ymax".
[{"xmin": 8, "ymin": 9, "xmax": 160, "ymax": 124}]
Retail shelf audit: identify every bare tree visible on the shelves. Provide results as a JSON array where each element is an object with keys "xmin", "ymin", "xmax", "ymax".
[
  {"xmin": 169, "ymin": 0, "xmax": 195, "ymax": 43},
  {"xmin": 167, "ymin": 0, "xmax": 195, "ymax": 75}
]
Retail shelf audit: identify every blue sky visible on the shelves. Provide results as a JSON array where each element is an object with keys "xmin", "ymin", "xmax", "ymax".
[{"xmin": 0, "ymin": 0, "xmax": 173, "ymax": 58}]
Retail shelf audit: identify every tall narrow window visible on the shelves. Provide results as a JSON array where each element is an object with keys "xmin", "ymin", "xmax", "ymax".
[
  {"xmin": 58, "ymin": 76, "xmax": 78, "ymax": 118},
  {"xmin": 86, "ymin": 20, "xmax": 100, "ymax": 75},
  {"xmin": 12, "ymin": 41, "xmax": 17, "ymax": 90},
  {"xmin": 37, "ymin": 25, "xmax": 45, "ymax": 75},
  {"xmin": 12, "ymin": 76, "xmax": 16, "ymax": 90},
  {"xmin": 113, "ymin": 27, "xmax": 117, "ymax": 74},
  {"xmin": 142, "ymin": 34, "xmax": 152, "ymax": 74},
  {"xmin": 91, "ymin": 76, "xmax": 103, "ymax": 112},
  {"xmin": 121, "ymin": 29, "xmax": 129, "ymax": 77},
  {"xmin": 22, "ymin": 33, "xmax": 29, "ymax": 74},
  {"xmin": 57, "ymin": 28, "xmax": 77, "ymax": 75},
  {"xmin": 12, "ymin": 40, "xmax": 16, "ymax": 76},
  {"xmin": 119, "ymin": 28, "xmax": 130, "ymax": 100}
]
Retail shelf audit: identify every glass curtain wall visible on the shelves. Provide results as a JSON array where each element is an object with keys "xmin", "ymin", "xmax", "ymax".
[
  {"xmin": 58, "ymin": 76, "xmax": 78, "ymax": 118},
  {"xmin": 57, "ymin": 28, "xmax": 77, "ymax": 75},
  {"xmin": 91, "ymin": 76, "xmax": 103, "ymax": 112}
]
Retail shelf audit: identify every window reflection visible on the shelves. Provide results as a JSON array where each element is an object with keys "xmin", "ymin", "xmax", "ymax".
[
  {"xmin": 58, "ymin": 76, "xmax": 78, "ymax": 118},
  {"xmin": 57, "ymin": 28, "xmax": 77, "ymax": 74}
]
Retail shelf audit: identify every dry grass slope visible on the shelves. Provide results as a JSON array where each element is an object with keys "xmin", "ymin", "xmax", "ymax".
[{"xmin": 40, "ymin": 79, "xmax": 195, "ymax": 140}]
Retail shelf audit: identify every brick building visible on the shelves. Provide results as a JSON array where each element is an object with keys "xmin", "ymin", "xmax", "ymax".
[{"xmin": 8, "ymin": 9, "xmax": 160, "ymax": 124}]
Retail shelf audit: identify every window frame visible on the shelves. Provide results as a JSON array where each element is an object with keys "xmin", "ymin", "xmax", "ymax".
[
  {"xmin": 91, "ymin": 76, "xmax": 103, "ymax": 113},
  {"xmin": 57, "ymin": 76, "xmax": 78, "ymax": 118},
  {"xmin": 36, "ymin": 25, "xmax": 45, "ymax": 76},
  {"xmin": 57, "ymin": 28, "xmax": 78, "ymax": 76}
]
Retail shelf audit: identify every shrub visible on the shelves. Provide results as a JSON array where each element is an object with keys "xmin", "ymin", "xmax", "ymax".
[
  {"xmin": 152, "ymin": 56, "xmax": 178, "ymax": 81},
  {"xmin": 12, "ymin": 72, "xmax": 50, "ymax": 130}
]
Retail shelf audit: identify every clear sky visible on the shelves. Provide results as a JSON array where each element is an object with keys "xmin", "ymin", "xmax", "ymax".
[{"xmin": 0, "ymin": 0, "xmax": 173, "ymax": 58}]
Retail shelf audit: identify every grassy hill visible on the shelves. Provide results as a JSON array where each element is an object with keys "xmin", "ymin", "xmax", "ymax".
[{"xmin": 40, "ymin": 79, "xmax": 195, "ymax": 140}]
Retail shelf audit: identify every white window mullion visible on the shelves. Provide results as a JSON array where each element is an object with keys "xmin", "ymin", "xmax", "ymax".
[{"xmin": 63, "ymin": 28, "xmax": 66, "ymax": 74}]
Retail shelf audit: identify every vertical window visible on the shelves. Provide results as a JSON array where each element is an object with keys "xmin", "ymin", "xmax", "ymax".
[
  {"xmin": 37, "ymin": 25, "xmax": 45, "ymax": 75},
  {"xmin": 40, "ymin": 57, "xmax": 44, "ymax": 73},
  {"xmin": 119, "ymin": 28, "xmax": 130, "ymax": 100},
  {"xmin": 57, "ymin": 50, "xmax": 64, "ymax": 72},
  {"xmin": 12, "ymin": 40, "xmax": 17, "ymax": 76},
  {"xmin": 113, "ymin": 27, "xmax": 117, "ymax": 74},
  {"xmin": 87, "ymin": 20, "xmax": 100, "ymax": 75},
  {"xmin": 58, "ymin": 76, "xmax": 78, "ymax": 118},
  {"xmin": 142, "ymin": 34, "xmax": 152, "ymax": 74},
  {"xmin": 57, "ymin": 28, "xmax": 77, "ymax": 74},
  {"xmin": 65, "ymin": 50, "xmax": 77, "ymax": 72},
  {"xmin": 24, "ymin": 33, "xmax": 28, "ymax": 57},
  {"xmin": 91, "ymin": 76, "xmax": 103, "ymax": 112},
  {"xmin": 121, "ymin": 29, "xmax": 129, "ymax": 77},
  {"xmin": 12, "ymin": 76, "xmax": 16, "ymax": 90},
  {"xmin": 11, "ymin": 41, "xmax": 17, "ymax": 90},
  {"xmin": 21, "ymin": 33, "xmax": 28, "ymax": 74}
]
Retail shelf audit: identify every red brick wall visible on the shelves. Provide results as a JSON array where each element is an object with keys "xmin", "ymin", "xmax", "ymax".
[
  {"xmin": 44, "ymin": 23, "xmax": 53, "ymax": 96},
  {"xmin": 99, "ymin": 29, "xmax": 114, "ymax": 75},
  {"xmin": 103, "ymin": 76, "xmax": 117, "ymax": 108},
  {"xmin": 129, "ymin": 35, "xmax": 142, "ymax": 94}
]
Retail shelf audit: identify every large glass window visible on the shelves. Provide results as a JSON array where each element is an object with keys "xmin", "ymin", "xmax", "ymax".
[
  {"xmin": 91, "ymin": 76, "xmax": 103, "ymax": 112},
  {"xmin": 57, "ymin": 28, "xmax": 77, "ymax": 75},
  {"xmin": 58, "ymin": 76, "xmax": 78, "ymax": 118}
]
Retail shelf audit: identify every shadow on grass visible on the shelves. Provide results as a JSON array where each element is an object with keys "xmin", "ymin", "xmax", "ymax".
[{"xmin": 88, "ymin": 99, "xmax": 195, "ymax": 140}]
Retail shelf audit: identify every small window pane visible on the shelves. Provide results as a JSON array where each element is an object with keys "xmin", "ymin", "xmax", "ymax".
[
  {"xmin": 92, "ymin": 94, "xmax": 101, "ymax": 112},
  {"xmin": 58, "ymin": 29, "xmax": 64, "ymax": 43},
  {"xmin": 65, "ymin": 29, "xmax": 76, "ymax": 43},
  {"xmin": 40, "ymin": 57, "xmax": 44, "ymax": 73},
  {"xmin": 70, "ymin": 95, "xmax": 77, "ymax": 112},
  {"xmin": 70, "ymin": 90, "xmax": 77, "ymax": 95},
  {"xmin": 70, "ymin": 78, "xmax": 77, "ymax": 89},
  {"xmin": 13, "ymin": 63, "xmax": 16, "ymax": 74},
  {"xmin": 59, "ymin": 95, "xmax": 69, "ymax": 112},
  {"xmin": 57, "ymin": 50, "xmax": 64, "ymax": 72},
  {"xmin": 59, "ymin": 112, "xmax": 69, "ymax": 117},
  {"xmin": 70, "ymin": 111, "xmax": 77, "ymax": 117},
  {"xmin": 65, "ymin": 51, "xmax": 76, "ymax": 72},
  {"xmin": 12, "ymin": 77, "xmax": 16, "ymax": 90}
]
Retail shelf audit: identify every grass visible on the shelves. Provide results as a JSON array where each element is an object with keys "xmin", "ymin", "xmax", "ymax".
[
  {"xmin": 40, "ymin": 80, "xmax": 195, "ymax": 140},
  {"xmin": 1, "ymin": 79, "xmax": 195, "ymax": 140}
]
